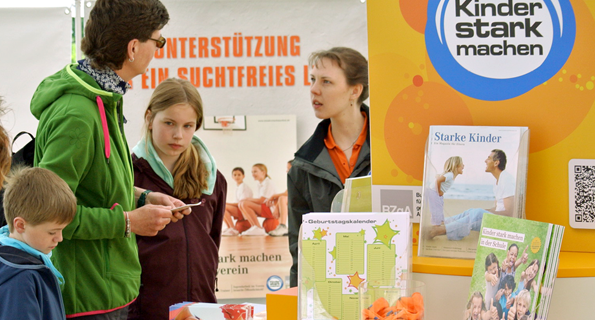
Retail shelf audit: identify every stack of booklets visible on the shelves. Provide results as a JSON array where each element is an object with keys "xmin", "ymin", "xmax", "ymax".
[
  {"xmin": 418, "ymin": 125, "xmax": 530, "ymax": 259},
  {"xmin": 298, "ymin": 212, "xmax": 411, "ymax": 320},
  {"xmin": 465, "ymin": 214, "xmax": 564, "ymax": 320}
]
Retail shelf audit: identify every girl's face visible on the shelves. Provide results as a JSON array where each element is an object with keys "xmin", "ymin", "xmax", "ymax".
[
  {"xmin": 487, "ymin": 262, "xmax": 498, "ymax": 275},
  {"xmin": 471, "ymin": 297, "xmax": 483, "ymax": 320},
  {"xmin": 148, "ymin": 103, "xmax": 197, "ymax": 167},
  {"xmin": 309, "ymin": 58, "xmax": 357, "ymax": 120},
  {"xmin": 526, "ymin": 263, "xmax": 538, "ymax": 281},
  {"xmin": 251, "ymin": 166, "xmax": 266, "ymax": 182},
  {"xmin": 457, "ymin": 163, "xmax": 465, "ymax": 175},
  {"xmin": 516, "ymin": 299, "xmax": 529, "ymax": 318},
  {"xmin": 507, "ymin": 246, "xmax": 518, "ymax": 266},
  {"xmin": 232, "ymin": 170, "xmax": 244, "ymax": 185}
]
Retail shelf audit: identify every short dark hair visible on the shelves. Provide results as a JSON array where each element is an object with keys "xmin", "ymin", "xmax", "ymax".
[
  {"xmin": 491, "ymin": 149, "xmax": 507, "ymax": 171},
  {"xmin": 308, "ymin": 47, "xmax": 369, "ymax": 104},
  {"xmin": 81, "ymin": 0, "xmax": 169, "ymax": 70},
  {"xmin": 499, "ymin": 274, "xmax": 516, "ymax": 291},
  {"xmin": 232, "ymin": 167, "xmax": 244, "ymax": 175}
]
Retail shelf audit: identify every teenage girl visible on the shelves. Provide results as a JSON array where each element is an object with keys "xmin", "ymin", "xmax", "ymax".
[{"xmin": 128, "ymin": 78, "xmax": 227, "ymax": 320}]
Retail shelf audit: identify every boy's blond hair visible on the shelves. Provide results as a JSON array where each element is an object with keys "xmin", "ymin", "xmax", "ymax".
[{"xmin": 4, "ymin": 166, "xmax": 77, "ymax": 232}]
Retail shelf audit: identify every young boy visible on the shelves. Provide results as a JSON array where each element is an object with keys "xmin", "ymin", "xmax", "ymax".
[{"xmin": 0, "ymin": 166, "xmax": 77, "ymax": 320}]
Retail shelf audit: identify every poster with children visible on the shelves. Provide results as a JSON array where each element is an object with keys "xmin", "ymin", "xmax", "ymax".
[
  {"xmin": 465, "ymin": 214, "xmax": 564, "ymax": 320},
  {"xmin": 418, "ymin": 126, "xmax": 529, "ymax": 259}
]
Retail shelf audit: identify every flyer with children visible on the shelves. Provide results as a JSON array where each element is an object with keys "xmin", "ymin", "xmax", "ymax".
[
  {"xmin": 298, "ymin": 212, "xmax": 411, "ymax": 320},
  {"xmin": 418, "ymin": 125, "xmax": 529, "ymax": 259},
  {"xmin": 465, "ymin": 214, "xmax": 564, "ymax": 320}
]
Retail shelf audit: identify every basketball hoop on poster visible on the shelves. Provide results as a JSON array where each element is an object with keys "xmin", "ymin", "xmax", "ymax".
[{"xmin": 203, "ymin": 116, "xmax": 247, "ymax": 131}]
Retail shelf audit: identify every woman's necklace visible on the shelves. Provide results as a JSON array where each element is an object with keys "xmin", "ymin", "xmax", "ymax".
[{"xmin": 341, "ymin": 137, "xmax": 358, "ymax": 152}]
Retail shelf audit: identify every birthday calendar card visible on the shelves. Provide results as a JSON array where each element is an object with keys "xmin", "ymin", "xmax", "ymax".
[{"xmin": 297, "ymin": 212, "xmax": 411, "ymax": 320}]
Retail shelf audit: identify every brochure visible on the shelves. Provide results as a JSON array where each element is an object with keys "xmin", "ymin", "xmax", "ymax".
[
  {"xmin": 465, "ymin": 214, "xmax": 564, "ymax": 320},
  {"xmin": 298, "ymin": 212, "xmax": 411, "ymax": 320},
  {"xmin": 418, "ymin": 125, "xmax": 529, "ymax": 259}
]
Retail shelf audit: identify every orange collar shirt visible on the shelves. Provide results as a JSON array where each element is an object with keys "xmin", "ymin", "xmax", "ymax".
[{"xmin": 324, "ymin": 113, "xmax": 368, "ymax": 184}]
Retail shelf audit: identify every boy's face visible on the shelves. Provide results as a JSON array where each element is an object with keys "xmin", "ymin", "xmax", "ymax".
[
  {"xmin": 20, "ymin": 220, "xmax": 69, "ymax": 254},
  {"xmin": 504, "ymin": 284, "xmax": 513, "ymax": 297},
  {"xmin": 232, "ymin": 170, "xmax": 244, "ymax": 184},
  {"xmin": 516, "ymin": 298, "xmax": 529, "ymax": 318}
]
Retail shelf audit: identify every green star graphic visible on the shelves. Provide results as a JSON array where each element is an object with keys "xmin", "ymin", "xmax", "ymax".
[
  {"xmin": 372, "ymin": 219, "xmax": 399, "ymax": 247},
  {"xmin": 329, "ymin": 246, "xmax": 337, "ymax": 260},
  {"xmin": 313, "ymin": 228, "xmax": 323, "ymax": 241},
  {"xmin": 359, "ymin": 229, "xmax": 366, "ymax": 236}
]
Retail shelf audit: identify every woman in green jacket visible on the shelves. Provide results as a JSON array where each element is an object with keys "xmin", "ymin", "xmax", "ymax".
[{"xmin": 31, "ymin": 1, "xmax": 189, "ymax": 319}]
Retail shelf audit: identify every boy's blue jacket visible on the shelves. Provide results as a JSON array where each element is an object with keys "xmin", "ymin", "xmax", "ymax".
[{"xmin": 0, "ymin": 245, "xmax": 66, "ymax": 320}]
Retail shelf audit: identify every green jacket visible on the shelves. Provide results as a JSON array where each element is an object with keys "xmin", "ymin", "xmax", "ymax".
[{"xmin": 31, "ymin": 64, "xmax": 139, "ymax": 316}]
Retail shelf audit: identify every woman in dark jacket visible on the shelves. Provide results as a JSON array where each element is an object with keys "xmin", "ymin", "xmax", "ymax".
[
  {"xmin": 128, "ymin": 78, "xmax": 227, "ymax": 320},
  {"xmin": 288, "ymin": 47, "xmax": 371, "ymax": 287}
]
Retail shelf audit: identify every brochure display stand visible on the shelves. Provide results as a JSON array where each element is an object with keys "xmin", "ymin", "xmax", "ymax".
[{"xmin": 297, "ymin": 212, "xmax": 410, "ymax": 320}]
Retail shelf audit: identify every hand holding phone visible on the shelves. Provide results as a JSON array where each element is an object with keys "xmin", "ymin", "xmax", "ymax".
[{"xmin": 171, "ymin": 202, "xmax": 202, "ymax": 213}]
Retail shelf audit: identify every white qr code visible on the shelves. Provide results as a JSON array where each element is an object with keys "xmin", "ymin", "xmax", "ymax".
[{"xmin": 569, "ymin": 159, "xmax": 595, "ymax": 229}]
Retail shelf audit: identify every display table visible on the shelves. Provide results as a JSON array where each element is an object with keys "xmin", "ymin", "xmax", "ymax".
[{"xmin": 265, "ymin": 248, "xmax": 595, "ymax": 319}]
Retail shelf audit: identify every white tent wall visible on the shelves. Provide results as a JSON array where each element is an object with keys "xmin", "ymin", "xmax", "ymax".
[{"xmin": 0, "ymin": 7, "xmax": 72, "ymax": 149}]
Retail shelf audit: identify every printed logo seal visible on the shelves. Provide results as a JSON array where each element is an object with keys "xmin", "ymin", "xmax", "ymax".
[
  {"xmin": 426, "ymin": 0, "xmax": 576, "ymax": 101},
  {"xmin": 266, "ymin": 275, "xmax": 284, "ymax": 291}
]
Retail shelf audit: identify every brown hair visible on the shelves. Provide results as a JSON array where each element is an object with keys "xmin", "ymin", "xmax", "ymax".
[
  {"xmin": 308, "ymin": 47, "xmax": 369, "ymax": 104},
  {"xmin": 0, "ymin": 97, "xmax": 10, "ymax": 185},
  {"xmin": 145, "ymin": 78, "xmax": 207, "ymax": 199},
  {"xmin": 81, "ymin": 0, "xmax": 169, "ymax": 70},
  {"xmin": 4, "ymin": 166, "xmax": 77, "ymax": 232}
]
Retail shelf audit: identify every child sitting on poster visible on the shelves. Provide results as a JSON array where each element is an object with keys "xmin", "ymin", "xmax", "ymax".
[
  {"xmin": 238, "ymin": 163, "xmax": 277, "ymax": 236},
  {"xmin": 222, "ymin": 167, "xmax": 254, "ymax": 236},
  {"xmin": 427, "ymin": 156, "xmax": 464, "ymax": 230},
  {"xmin": 0, "ymin": 167, "xmax": 77, "ymax": 320}
]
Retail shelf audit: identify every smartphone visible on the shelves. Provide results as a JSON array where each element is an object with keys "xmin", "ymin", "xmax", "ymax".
[{"xmin": 171, "ymin": 202, "xmax": 202, "ymax": 213}]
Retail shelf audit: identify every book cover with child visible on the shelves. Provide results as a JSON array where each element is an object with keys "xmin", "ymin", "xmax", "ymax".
[
  {"xmin": 418, "ymin": 125, "xmax": 529, "ymax": 259},
  {"xmin": 464, "ymin": 214, "xmax": 564, "ymax": 320}
]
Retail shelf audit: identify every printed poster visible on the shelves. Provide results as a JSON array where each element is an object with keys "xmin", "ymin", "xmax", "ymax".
[
  {"xmin": 367, "ymin": 0, "xmax": 595, "ymax": 251},
  {"xmin": 198, "ymin": 115, "xmax": 296, "ymax": 299}
]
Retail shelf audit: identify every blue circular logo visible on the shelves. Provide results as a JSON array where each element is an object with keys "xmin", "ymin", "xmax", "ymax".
[
  {"xmin": 266, "ymin": 275, "xmax": 284, "ymax": 291},
  {"xmin": 426, "ymin": 0, "xmax": 576, "ymax": 101}
]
